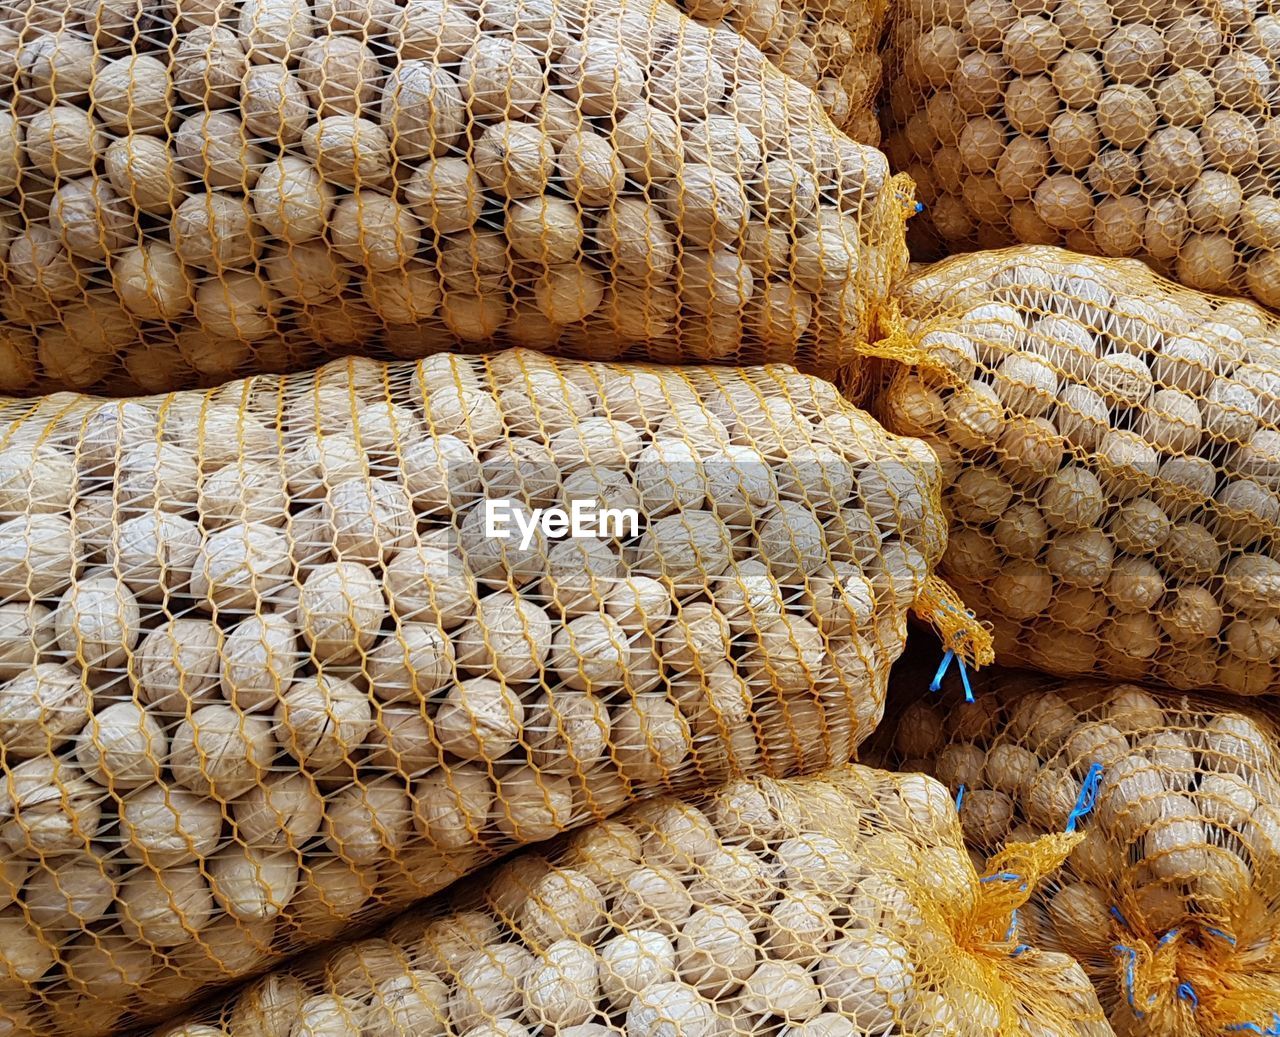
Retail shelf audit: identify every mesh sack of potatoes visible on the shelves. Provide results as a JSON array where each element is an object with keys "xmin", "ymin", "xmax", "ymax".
[
  {"xmin": 867, "ymin": 667, "xmax": 1280, "ymax": 1037},
  {"xmin": 876, "ymin": 244, "xmax": 1280, "ymax": 696},
  {"xmin": 0, "ymin": 347, "xmax": 953, "ymax": 1037},
  {"xmin": 0, "ymin": 0, "xmax": 909, "ymax": 397},
  {"xmin": 148, "ymin": 766, "xmax": 1111, "ymax": 1037},
  {"xmin": 662, "ymin": 0, "xmax": 887, "ymax": 144},
  {"xmin": 881, "ymin": 0, "xmax": 1280, "ymax": 306}
]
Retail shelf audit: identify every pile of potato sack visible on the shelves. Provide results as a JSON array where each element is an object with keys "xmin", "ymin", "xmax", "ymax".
[
  {"xmin": 0, "ymin": 0, "xmax": 903, "ymax": 395},
  {"xmin": 1, "ymin": 0, "xmax": 1280, "ymax": 1032}
]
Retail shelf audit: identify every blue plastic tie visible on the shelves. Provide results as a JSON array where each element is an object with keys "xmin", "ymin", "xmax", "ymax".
[
  {"xmin": 1225, "ymin": 1017, "xmax": 1280, "ymax": 1035},
  {"xmin": 1177, "ymin": 983, "xmax": 1199, "ymax": 1010},
  {"xmin": 1113, "ymin": 943, "xmax": 1155, "ymax": 1019},
  {"xmin": 1065, "ymin": 763, "xmax": 1105, "ymax": 833},
  {"xmin": 1110, "ymin": 905, "xmax": 1131, "ymax": 929},
  {"xmin": 981, "ymin": 871, "xmax": 1028, "ymax": 892},
  {"xmin": 954, "ymin": 783, "xmax": 965, "ymax": 812},
  {"xmin": 1011, "ymin": 944, "xmax": 1032, "ymax": 957},
  {"xmin": 1005, "ymin": 907, "xmax": 1020, "ymax": 943},
  {"xmin": 929, "ymin": 649, "xmax": 974, "ymax": 702},
  {"xmin": 929, "ymin": 650, "xmax": 953, "ymax": 692},
  {"xmin": 914, "ymin": 201, "xmax": 925, "ymax": 213},
  {"xmin": 1157, "ymin": 928, "xmax": 1181, "ymax": 948},
  {"xmin": 1205, "ymin": 926, "xmax": 1238, "ymax": 946}
]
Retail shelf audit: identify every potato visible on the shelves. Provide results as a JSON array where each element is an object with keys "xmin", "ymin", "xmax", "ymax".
[
  {"xmin": 252, "ymin": 156, "xmax": 334, "ymax": 244},
  {"xmin": 90, "ymin": 54, "xmax": 170, "ymax": 134},
  {"xmin": 242, "ymin": 62, "xmax": 312, "ymax": 144},
  {"xmin": 275, "ymin": 673, "xmax": 374, "ymax": 770}
]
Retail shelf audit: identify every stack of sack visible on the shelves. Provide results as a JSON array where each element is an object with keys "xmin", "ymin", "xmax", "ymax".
[
  {"xmin": 0, "ymin": 0, "xmax": 908, "ymax": 396},
  {"xmin": 866, "ymin": 5, "xmax": 1280, "ymax": 1032},
  {"xmin": 8, "ymin": 0, "xmax": 1280, "ymax": 1031}
]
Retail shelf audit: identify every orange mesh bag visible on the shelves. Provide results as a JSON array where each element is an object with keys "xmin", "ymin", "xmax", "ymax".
[
  {"xmin": 0, "ymin": 0, "xmax": 909, "ymax": 397},
  {"xmin": 881, "ymin": 0, "xmax": 1280, "ymax": 306},
  {"xmin": 868, "ymin": 667, "xmax": 1280, "ymax": 1037},
  {"xmin": 662, "ymin": 0, "xmax": 887, "ymax": 144},
  {"xmin": 146, "ymin": 766, "xmax": 1111, "ymax": 1037},
  {"xmin": 876, "ymin": 244, "xmax": 1280, "ymax": 695},
  {"xmin": 0, "ymin": 348, "xmax": 956, "ymax": 1037}
]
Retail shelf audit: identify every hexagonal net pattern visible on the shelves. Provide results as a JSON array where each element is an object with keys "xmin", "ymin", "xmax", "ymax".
[
  {"xmin": 881, "ymin": 0, "xmax": 1280, "ymax": 310},
  {"xmin": 0, "ymin": 348, "xmax": 957, "ymax": 1036},
  {"xmin": 662, "ymin": 0, "xmax": 889, "ymax": 143},
  {"xmin": 149, "ymin": 766, "xmax": 1110, "ymax": 1037},
  {"xmin": 866, "ymin": 667, "xmax": 1280, "ymax": 1037},
  {"xmin": 0, "ymin": 0, "xmax": 908, "ymax": 396},
  {"xmin": 876, "ymin": 245, "xmax": 1280, "ymax": 696}
]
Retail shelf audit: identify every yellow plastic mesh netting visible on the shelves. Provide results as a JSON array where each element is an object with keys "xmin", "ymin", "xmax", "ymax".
[
  {"xmin": 881, "ymin": 0, "xmax": 1280, "ymax": 308},
  {"xmin": 147, "ymin": 766, "xmax": 1111, "ymax": 1037},
  {"xmin": 662, "ymin": 0, "xmax": 887, "ymax": 143},
  {"xmin": 877, "ymin": 245, "xmax": 1280, "ymax": 696},
  {"xmin": 0, "ymin": 0, "xmax": 909, "ymax": 397},
  {"xmin": 0, "ymin": 348, "xmax": 952, "ymax": 1037},
  {"xmin": 867, "ymin": 667, "xmax": 1280, "ymax": 1037}
]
